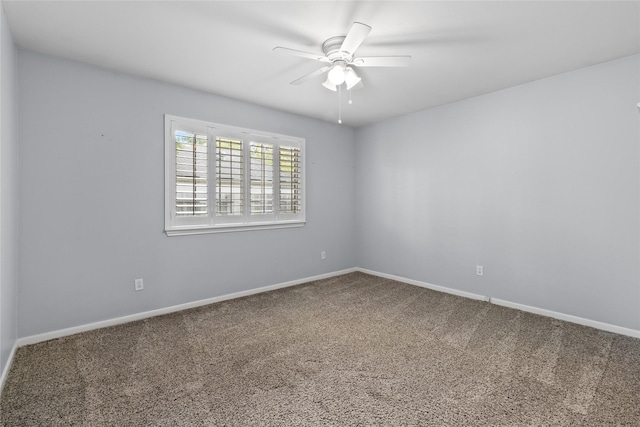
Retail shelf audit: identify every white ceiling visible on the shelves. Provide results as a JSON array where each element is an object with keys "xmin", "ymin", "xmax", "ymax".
[{"xmin": 4, "ymin": 1, "xmax": 639, "ymax": 127}]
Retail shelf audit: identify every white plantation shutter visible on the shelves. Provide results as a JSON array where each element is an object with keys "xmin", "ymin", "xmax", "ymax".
[
  {"xmin": 175, "ymin": 130, "xmax": 207, "ymax": 216},
  {"xmin": 250, "ymin": 142, "xmax": 274, "ymax": 215},
  {"xmin": 216, "ymin": 137, "xmax": 244, "ymax": 216},
  {"xmin": 279, "ymin": 146, "xmax": 302, "ymax": 214},
  {"xmin": 165, "ymin": 115, "xmax": 305, "ymax": 235}
]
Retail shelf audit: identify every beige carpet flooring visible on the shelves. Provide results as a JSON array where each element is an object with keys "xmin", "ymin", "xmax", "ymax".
[{"xmin": 2, "ymin": 272, "xmax": 640, "ymax": 426}]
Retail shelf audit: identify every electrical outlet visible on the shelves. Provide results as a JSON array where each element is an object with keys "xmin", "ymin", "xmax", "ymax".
[
  {"xmin": 321, "ymin": 251, "xmax": 327, "ymax": 260},
  {"xmin": 134, "ymin": 278, "xmax": 144, "ymax": 291},
  {"xmin": 476, "ymin": 266, "xmax": 484, "ymax": 276}
]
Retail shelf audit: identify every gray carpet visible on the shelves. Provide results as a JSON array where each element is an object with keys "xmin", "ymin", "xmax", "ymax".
[{"xmin": 2, "ymin": 272, "xmax": 639, "ymax": 426}]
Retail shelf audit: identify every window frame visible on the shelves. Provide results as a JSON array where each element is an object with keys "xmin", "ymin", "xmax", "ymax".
[{"xmin": 164, "ymin": 115, "xmax": 305, "ymax": 236}]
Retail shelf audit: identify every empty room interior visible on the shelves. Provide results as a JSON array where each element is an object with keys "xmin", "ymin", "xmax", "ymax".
[{"xmin": 0, "ymin": 0, "xmax": 639, "ymax": 425}]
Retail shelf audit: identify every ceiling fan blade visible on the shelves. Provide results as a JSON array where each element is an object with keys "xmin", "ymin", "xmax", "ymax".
[
  {"xmin": 352, "ymin": 56, "xmax": 412, "ymax": 67},
  {"xmin": 290, "ymin": 66, "xmax": 331, "ymax": 85},
  {"xmin": 340, "ymin": 22, "xmax": 372, "ymax": 56},
  {"xmin": 273, "ymin": 46, "xmax": 330, "ymax": 63}
]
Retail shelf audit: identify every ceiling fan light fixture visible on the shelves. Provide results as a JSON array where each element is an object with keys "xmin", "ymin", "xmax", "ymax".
[
  {"xmin": 344, "ymin": 67, "xmax": 361, "ymax": 90},
  {"xmin": 322, "ymin": 78, "xmax": 337, "ymax": 91},
  {"xmin": 327, "ymin": 62, "xmax": 346, "ymax": 85}
]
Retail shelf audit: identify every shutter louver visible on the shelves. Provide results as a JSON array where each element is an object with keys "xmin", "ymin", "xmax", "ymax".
[
  {"xmin": 216, "ymin": 137, "xmax": 244, "ymax": 216},
  {"xmin": 175, "ymin": 130, "xmax": 207, "ymax": 216},
  {"xmin": 279, "ymin": 146, "xmax": 301, "ymax": 214},
  {"xmin": 250, "ymin": 142, "xmax": 274, "ymax": 214}
]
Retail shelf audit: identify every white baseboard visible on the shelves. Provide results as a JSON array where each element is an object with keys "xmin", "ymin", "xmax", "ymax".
[
  {"xmin": 0, "ymin": 341, "xmax": 18, "ymax": 394},
  {"xmin": 14, "ymin": 266, "xmax": 640, "ymax": 350},
  {"xmin": 356, "ymin": 267, "xmax": 640, "ymax": 339},
  {"xmin": 491, "ymin": 298, "xmax": 640, "ymax": 339},
  {"xmin": 356, "ymin": 268, "xmax": 488, "ymax": 301},
  {"xmin": 16, "ymin": 268, "xmax": 357, "ymax": 347}
]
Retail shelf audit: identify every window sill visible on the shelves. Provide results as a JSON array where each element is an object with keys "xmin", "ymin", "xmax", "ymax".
[{"xmin": 165, "ymin": 220, "xmax": 305, "ymax": 236}]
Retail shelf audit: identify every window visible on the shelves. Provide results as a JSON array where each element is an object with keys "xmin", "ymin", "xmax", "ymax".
[{"xmin": 165, "ymin": 115, "xmax": 305, "ymax": 235}]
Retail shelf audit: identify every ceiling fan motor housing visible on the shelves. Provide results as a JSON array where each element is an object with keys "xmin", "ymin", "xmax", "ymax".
[{"xmin": 322, "ymin": 36, "xmax": 353, "ymax": 63}]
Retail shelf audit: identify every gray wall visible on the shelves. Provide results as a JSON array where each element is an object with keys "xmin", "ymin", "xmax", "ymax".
[
  {"xmin": 355, "ymin": 55, "xmax": 640, "ymax": 330},
  {"xmin": 0, "ymin": 4, "xmax": 18, "ymax": 375},
  {"xmin": 17, "ymin": 50, "xmax": 356, "ymax": 337}
]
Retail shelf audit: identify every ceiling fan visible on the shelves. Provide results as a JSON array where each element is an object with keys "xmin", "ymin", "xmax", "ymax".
[{"xmin": 274, "ymin": 22, "xmax": 411, "ymax": 92}]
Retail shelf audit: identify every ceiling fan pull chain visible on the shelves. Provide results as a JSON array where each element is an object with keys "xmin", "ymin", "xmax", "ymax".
[
  {"xmin": 349, "ymin": 89, "xmax": 353, "ymax": 105},
  {"xmin": 338, "ymin": 84, "xmax": 342, "ymax": 124}
]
